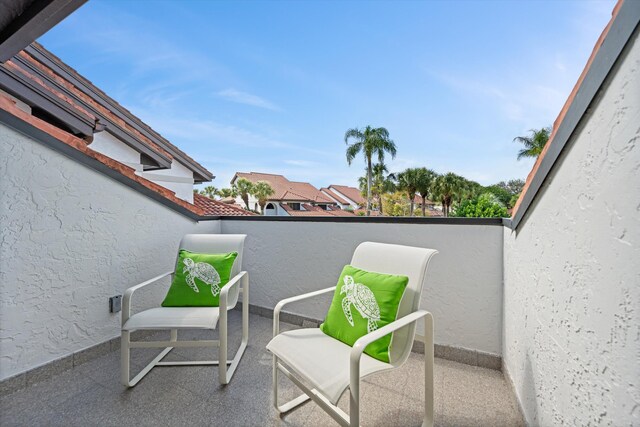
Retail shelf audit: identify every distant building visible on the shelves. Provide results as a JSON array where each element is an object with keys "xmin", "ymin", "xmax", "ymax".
[
  {"xmin": 230, "ymin": 172, "xmax": 355, "ymax": 216},
  {"xmin": 321, "ymin": 185, "xmax": 365, "ymax": 210},
  {"xmin": 193, "ymin": 193, "xmax": 256, "ymax": 216}
]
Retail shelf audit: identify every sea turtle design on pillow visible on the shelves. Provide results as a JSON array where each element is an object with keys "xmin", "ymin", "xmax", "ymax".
[
  {"xmin": 182, "ymin": 258, "xmax": 222, "ymax": 296},
  {"xmin": 340, "ymin": 275, "xmax": 381, "ymax": 333}
]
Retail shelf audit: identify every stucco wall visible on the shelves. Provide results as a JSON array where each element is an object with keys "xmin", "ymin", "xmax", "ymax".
[
  {"xmin": 503, "ymin": 30, "xmax": 639, "ymax": 426},
  {"xmin": 0, "ymin": 124, "xmax": 219, "ymax": 380},
  {"xmin": 221, "ymin": 219, "xmax": 504, "ymax": 354}
]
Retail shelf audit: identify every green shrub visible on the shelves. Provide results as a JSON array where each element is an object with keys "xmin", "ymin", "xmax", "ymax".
[{"xmin": 453, "ymin": 192, "xmax": 508, "ymax": 218}]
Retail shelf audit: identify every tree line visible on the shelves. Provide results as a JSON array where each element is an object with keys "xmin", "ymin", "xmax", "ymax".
[
  {"xmin": 195, "ymin": 125, "xmax": 550, "ymax": 218},
  {"xmin": 345, "ymin": 126, "xmax": 550, "ymax": 218}
]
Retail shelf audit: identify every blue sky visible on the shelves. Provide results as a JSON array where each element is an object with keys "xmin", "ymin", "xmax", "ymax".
[{"xmin": 39, "ymin": 0, "xmax": 616, "ymax": 189}]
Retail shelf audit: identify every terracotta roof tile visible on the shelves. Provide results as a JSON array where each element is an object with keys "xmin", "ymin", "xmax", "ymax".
[
  {"xmin": 13, "ymin": 49, "xmax": 172, "ymax": 160},
  {"xmin": 280, "ymin": 203, "xmax": 355, "ymax": 217},
  {"xmin": 33, "ymin": 41, "xmax": 211, "ymax": 172},
  {"xmin": 328, "ymin": 185, "xmax": 365, "ymax": 205},
  {"xmin": 320, "ymin": 187, "xmax": 350, "ymax": 205},
  {"xmin": 7, "ymin": 43, "xmax": 213, "ymax": 179},
  {"xmin": 234, "ymin": 172, "xmax": 334, "ymax": 204},
  {"xmin": 2, "ymin": 59, "xmax": 97, "ymax": 123},
  {"xmin": 193, "ymin": 193, "xmax": 256, "ymax": 216}
]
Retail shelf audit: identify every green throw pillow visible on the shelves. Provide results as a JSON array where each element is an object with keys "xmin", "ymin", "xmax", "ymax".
[
  {"xmin": 161, "ymin": 250, "xmax": 238, "ymax": 307},
  {"xmin": 320, "ymin": 265, "xmax": 409, "ymax": 363}
]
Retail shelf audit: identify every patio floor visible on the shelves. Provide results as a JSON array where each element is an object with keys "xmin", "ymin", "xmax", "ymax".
[{"xmin": 0, "ymin": 312, "xmax": 523, "ymax": 426}]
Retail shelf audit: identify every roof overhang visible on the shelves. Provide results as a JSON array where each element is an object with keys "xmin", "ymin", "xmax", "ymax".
[
  {"xmin": 24, "ymin": 43, "xmax": 214, "ymax": 181},
  {"xmin": 0, "ymin": 0, "xmax": 87, "ymax": 62}
]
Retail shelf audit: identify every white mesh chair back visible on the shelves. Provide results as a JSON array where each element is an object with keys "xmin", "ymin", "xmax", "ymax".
[
  {"xmin": 349, "ymin": 242, "xmax": 437, "ymax": 366},
  {"xmin": 177, "ymin": 234, "xmax": 246, "ymax": 309}
]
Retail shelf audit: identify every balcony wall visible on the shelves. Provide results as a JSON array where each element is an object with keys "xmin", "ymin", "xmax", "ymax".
[
  {"xmin": 0, "ymin": 124, "xmax": 220, "ymax": 381},
  {"xmin": 502, "ymin": 26, "xmax": 639, "ymax": 426},
  {"xmin": 221, "ymin": 218, "xmax": 504, "ymax": 355}
]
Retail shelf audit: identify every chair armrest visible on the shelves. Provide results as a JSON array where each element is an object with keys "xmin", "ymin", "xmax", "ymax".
[
  {"xmin": 350, "ymin": 310, "xmax": 430, "ymax": 363},
  {"xmin": 219, "ymin": 271, "xmax": 248, "ymax": 312},
  {"xmin": 273, "ymin": 286, "xmax": 336, "ymax": 336},
  {"xmin": 122, "ymin": 270, "xmax": 173, "ymax": 326}
]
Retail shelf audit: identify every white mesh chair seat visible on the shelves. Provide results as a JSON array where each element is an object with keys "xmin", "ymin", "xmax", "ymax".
[
  {"xmin": 267, "ymin": 328, "xmax": 392, "ymax": 404},
  {"xmin": 122, "ymin": 307, "xmax": 220, "ymax": 331}
]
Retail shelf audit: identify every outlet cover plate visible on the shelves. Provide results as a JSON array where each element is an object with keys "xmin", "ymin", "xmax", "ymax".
[{"xmin": 109, "ymin": 295, "xmax": 122, "ymax": 313}]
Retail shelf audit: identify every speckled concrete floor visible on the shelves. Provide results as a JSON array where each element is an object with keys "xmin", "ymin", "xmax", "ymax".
[{"xmin": 0, "ymin": 312, "xmax": 523, "ymax": 426}]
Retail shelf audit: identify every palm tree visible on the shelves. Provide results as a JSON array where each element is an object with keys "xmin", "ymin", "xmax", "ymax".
[
  {"xmin": 202, "ymin": 185, "xmax": 218, "ymax": 199},
  {"xmin": 395, "ymin": 168, "xmax": 421, "ymax": 216},
  {"xmin": 233, "ymin": 178, "xmax": 254, "ymax": 210},
  {"xmin": 514, "ymin": 126, "xmax": 551, "ymax": 160},
  {"xmin": 433, "ymin": 172, "xmax": 464, "ymax": 217},
  {"xmin": 251, "ymin": 181, "xmax": 275, "ymax": 214},
  {"xmin": 414, "ymin": 168, "xmax": 437, "ymax": 216},
  {"xmin": 345, "ymin": 126, "xmax": 397, "ymax": 216},
  {"xmin": 358, "ymin": 163, "xmax": 395, "ymax": 214},
  {"xmin": 454, "ymin": 177, "xmax": 481, "ymax": 207},
  {"xmin": 217, "ymin": 188, "xmax": 238, "ymax": 199},
  {"xmin": 373, "ymin": 163, "xmax": 395, "ymax": 215}
]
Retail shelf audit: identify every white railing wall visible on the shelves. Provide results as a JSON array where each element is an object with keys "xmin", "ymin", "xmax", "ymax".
[{"xmin": 221, "ymin": 219, "xmax": 504, "ymax": 355}]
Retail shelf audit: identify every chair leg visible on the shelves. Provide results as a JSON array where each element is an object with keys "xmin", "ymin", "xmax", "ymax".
[
  {"xmin": 121, "ymin": 329, "xmax": 175, "ymax": 388},
  {"xmin": 423, "ymin": 313, "xmax": 435, "ymax": 427},
  {"xmin": 274, "ymin": 362, "xmax": 345, "ymax": 425},
  {"xmin": 273, "ymin": 355, "xmax": 279, "ymax": 410},
  {"xmin": 218, "ymin": 273, "xmax": 250, "ymax": 385},
  {"xmin": 121, "ymin": 330, "xmax": 130, "ymax": 386},
  {"xmin": 219, "ymin": 306, "xmax": 228, "ymax": 385},
  {"xmin": 349, "ymin": 363, "xmax": 360, "ymax": 426},
  {"xmin": 272, "ymin": 360, "xmax": 312, "ymax": 415}
]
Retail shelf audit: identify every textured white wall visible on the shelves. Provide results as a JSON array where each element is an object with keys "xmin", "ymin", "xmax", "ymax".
[
  {"xmin": 0, "ymin": 125, "xmax": 220, "ymax": 380},
  {"xmin": 221, "ymin": 220, "xmax": 504, "ymax": 354},
  {"xmin": 503, "ymin": 31, "xmax": 640, "ymax": 426}
]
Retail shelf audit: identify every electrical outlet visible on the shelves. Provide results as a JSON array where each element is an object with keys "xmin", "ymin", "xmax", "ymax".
[{"xmin": 109, "ymin": 295, "xmax": 122, "ymax": 313}]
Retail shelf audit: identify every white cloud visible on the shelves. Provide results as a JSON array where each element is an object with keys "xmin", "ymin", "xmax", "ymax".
[
  {"xmin": 283, "ymin": 159, "xmax": 318, "ymax": 167},
  {"xmin": 217, "ymin": 88, "xmax": 281, "ymax": 111}
]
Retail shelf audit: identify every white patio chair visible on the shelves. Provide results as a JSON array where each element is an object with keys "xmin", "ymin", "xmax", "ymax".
[
  {"xmin": 267, "ymin": 242, "xmax": 437, "ymax": 427},
  {"xmin": 121, "ymin": 234, "xmax": 249, "ymax": 387}
]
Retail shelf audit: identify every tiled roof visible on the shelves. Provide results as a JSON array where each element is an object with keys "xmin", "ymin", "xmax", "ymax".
[
  {"xmin": 326, "ymin": 206, "xmax": 358, "ymax": 216},
  {"xmin": 320, "ymin": 187, "xmax": 349, "ymax": 205},
  {"xmin": 280, "ymin": 203, "xmax": 356, "ymax": 217},
  {"xmin": 193, "ymin": 193, "xmax": 256, "ymax": 216},
  {"xmin": 328, "ymin": 185, "xmax": 365, "ymax": 206},
  {"xmin": 234, "ymin": 172, "xmax": 334, "ymax": 204},
  {"xmin": 2, "ymin": 43, "xmax": 213, "ymax": 181},
  {"xmin": 0, "ymin": 94, "xmax": 205, "ymax": 217}
]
